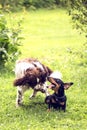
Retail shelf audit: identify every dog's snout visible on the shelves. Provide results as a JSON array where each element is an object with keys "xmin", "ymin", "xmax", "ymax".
[
  {"xmin": 70, "ymin": 82, "xmax": 74, "ymax": 85},
  {"xmin": 52, "ymin": 85, "xmax": 56, "ymax": 89},
  {"xmin": 41, "ymin": 89, "xmax": 45, "ymax": 93}
]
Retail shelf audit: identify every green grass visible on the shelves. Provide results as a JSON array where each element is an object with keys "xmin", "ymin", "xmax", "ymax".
[{"xmin": 0, "ymin": 9, "xmax": 87, "ymax": 130}]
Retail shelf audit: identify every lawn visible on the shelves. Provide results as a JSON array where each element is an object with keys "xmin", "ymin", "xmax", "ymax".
[{"xmin": 0, "ymin": 9, "xmax": 87, "ymax": 130}]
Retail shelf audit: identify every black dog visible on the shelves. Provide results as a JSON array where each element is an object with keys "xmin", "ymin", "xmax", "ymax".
[{"xmin": 45, "ymin": 78, "xmax": 73, "ymax": 112}]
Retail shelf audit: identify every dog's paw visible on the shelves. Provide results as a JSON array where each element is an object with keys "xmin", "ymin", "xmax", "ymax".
[
  {"xmin": 29, "ymin": 95, "xmax": 35, "ymax": 99},
  {"xmin": 47, "ymin": 109, "xmax": 51, "ymax": 112},
  {"xmin": 16, "ymin": 103, "xmax": 21, "ymax": 108}
]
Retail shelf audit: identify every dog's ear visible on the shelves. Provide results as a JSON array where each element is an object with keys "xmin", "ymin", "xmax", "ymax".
[{"xmin": 64, "ymin": 82, "xmax": 73, "ymax": 90}]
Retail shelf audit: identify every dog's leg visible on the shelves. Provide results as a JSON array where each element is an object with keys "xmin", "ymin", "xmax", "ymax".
[
  {"xmin": 45, "ymin": 96, "xmax": 52, "ymax": 111},
  {"xmin": 16, "ymin": 85, "xmax": 28, "ymax": 107},
  {"xmin": 61, "ymin": 102, "xmax": 66, "ymax": 112},
  {"xmin": 16, "ymin": 86, "xmax": 23, "ymax": 107},
  {"xmin": 47, "ymin": 104, "xmax": 51, "ymax": 112},
  {"xmin": 29, "ymin": 89, "xmax": 37, "ymax": 99},
  {"xmin": 61, "ymin": 97, "xmax": 67, "ymax": 112},
  {"xmin": 44, "ymin": 89, "xmax": 49, "ymax": 96},
  {"xmin": 42, "ymin": 83, "xmax": 49, "ymax": 96},
  {"xmin": 64, "ymin": 102, "xmax": 66, "ymax": 112}
]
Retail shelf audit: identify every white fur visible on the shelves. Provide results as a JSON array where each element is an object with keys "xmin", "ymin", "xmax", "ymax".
[
  {"xmin": 33, "ymin": 61, "xmax": 44, "ymax": 70},
  {"xmin": 49, "ymin": 71, "xmax": 62, "ymax": 79},
  {"xmin": 15, "ymin": 62, "xmax": 35, "ymax": 78}
]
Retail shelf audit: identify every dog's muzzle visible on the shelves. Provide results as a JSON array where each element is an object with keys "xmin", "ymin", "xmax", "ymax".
[{"xmin": 48, "ymin": 84, "xmax": 56, "ymax": 89}]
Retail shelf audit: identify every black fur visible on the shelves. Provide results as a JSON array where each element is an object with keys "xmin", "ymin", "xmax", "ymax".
[
  {"xmin": 45, "ymin": 79, "xmax": 73, "ymax": 112},
  {"xmin": 45, "ymin": 94, "xmax": 67, "ymax": 111}
]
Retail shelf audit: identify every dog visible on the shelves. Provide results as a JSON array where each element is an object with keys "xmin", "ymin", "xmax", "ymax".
[
  {"xmin": 13, "ymin": 58, "xmax": 53, "ymax": 107},
  {"xmin": 45, "ymin": 72, "xmax": 73, "ymax": 112}
]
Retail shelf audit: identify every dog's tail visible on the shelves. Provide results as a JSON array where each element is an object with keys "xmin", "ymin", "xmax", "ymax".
[
  {"xmin": 13, "ymin": 76, "xmax": 29, "ymax": 86},
  {"xmin": 13, "ymin": 74, "xmax": 37, "ymax": 87}
]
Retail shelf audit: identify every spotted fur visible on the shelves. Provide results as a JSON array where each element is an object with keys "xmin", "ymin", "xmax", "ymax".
[{"xmin": 13, "ymin": 58, "xmax": 53, "ymax": 107}]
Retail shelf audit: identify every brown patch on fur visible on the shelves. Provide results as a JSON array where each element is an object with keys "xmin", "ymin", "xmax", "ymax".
[
  {"xmin": 60, "ymin": 102, "xmax": 65, "ymax": 105},
  {"xmin": 48, "ymin": 77, "xmax": 60, "ymax": 93},
  {"xmin": 52, "ymin": 98, "xmax": 56, "ymax": 103},
  {"xmin": 14, "ymin": 60, "xmax": 53, "ymax": 87},
  {"xmin": 46, "ymin": 99, "xmax": 50, "ymax": 103},
  {"xmin": 25, "ymin": 67, "xmax": 39, "ymax": 76},
  {"xmin": 48, "ymin": 77, "xmax": 59, "ymax": 87},
  {"xmin": 47, "ymin": 109, "xmax": 51, "ymax": 112},
  {"xmin": 53, "ymin": 85, "xmax": 61, "ymax": 94},
  {"xmin": 64, "ymin": 82, "xmax": 73, "ymax": 90},
  {"xmin": 13, "ymin": 72, "xmax": 37, "ymax": 87}
]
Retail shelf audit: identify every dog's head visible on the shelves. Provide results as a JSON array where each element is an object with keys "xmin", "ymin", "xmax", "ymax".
[{"xmin": 48, "ymin": 71, "xmax": 73, "ymax": 94}]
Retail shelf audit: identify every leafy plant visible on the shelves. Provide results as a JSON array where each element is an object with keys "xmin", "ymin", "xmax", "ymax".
[
  {"xmin": 23, "ymin": 0, "xmax": 55, "ymax": 9},
  {"xmin": 68, "ymin": 0, "xmax": 87, "ymax": 34},
  {"xmin": 0, "ymin": 13, "xmax": 22, "ymax": 68},
  {"xmin": 68, "ymin": 0, "xmax": 87, "ymax": 66}
]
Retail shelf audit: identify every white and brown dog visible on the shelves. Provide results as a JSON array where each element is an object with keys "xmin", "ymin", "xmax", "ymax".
[{"xmin": 13, "ymin": 58, "xmax": 53, "ymax": 107}]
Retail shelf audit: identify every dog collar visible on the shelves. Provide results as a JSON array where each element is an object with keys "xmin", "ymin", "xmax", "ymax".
[{"xmin": 54, "ymin": 94, "xmax": 66, "ymax": 102}]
